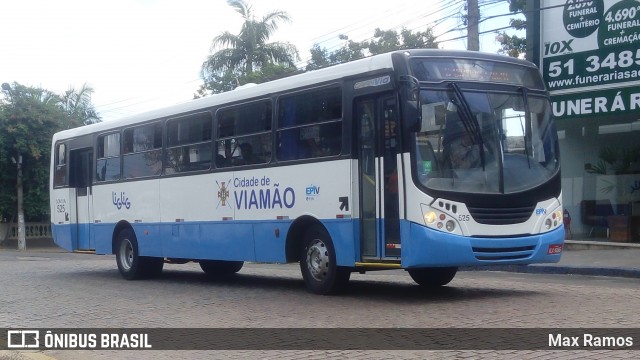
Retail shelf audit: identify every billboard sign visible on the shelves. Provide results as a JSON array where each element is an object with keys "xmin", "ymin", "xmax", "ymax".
[{"xmin": 541, "ymin": 0, "xmax": 640, "ymax": 118}]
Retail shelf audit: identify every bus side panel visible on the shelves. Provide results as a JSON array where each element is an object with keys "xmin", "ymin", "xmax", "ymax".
[
  {"xmin": 195, "ymin": 222, "xmax": 255, "ymax": 261},
  {"xmin": 91, "ymin": 180, "xmax": 161, "ymax": 256},
  {"xmin": 132, "ymin": 223, "xmax": 163, "ymax": 257},
  {"xmin": 52, "ymin": 224, "xmax": 77, "ymax": 252},
  {"xmin": 253, "ymin": 221, "xmax": 287, "ymax": 263},
  {"xmin": 224, "ymin": 161, "xmax": 354, "ymax": 264},
  {"xmin": 51, "ymin": 188, "xmax": 75, "ymax": 251},
  {"xmin": 401, "ymin": 221, "xmax": 564, "ymax": 268},
  {"xmin": 324, "ymin": 219, "xmax": 357, "ymax": 266},
  {"xmin": 94, "ymin": 223, "xmax": 114, "ymax": 255},
  {"xmin": 252, "ymin": 219, "xmax": 355, "ymax": 265},
  {"xmin": 160, "ymin": 222, "xmax": 200, "ymax": 259},
  {"xmin": 156, "ymin": 221, "xmax": 257, "ymax": 261}
]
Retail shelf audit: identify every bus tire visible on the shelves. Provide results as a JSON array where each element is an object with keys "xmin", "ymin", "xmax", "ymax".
[
  {"xmin": 300, "ymin": 225, "xmax": 350, "ymax": 295},
  {"xmin": 115, "ymin": 228, "xmax": 163, "ymax": 280},
  {"xmin": 408, "ymin": 267, "xmax": 458, "ymax": 287},
  {"xmin": 199, "ymin": 260, "xmax": 244, "ymax": 276}
]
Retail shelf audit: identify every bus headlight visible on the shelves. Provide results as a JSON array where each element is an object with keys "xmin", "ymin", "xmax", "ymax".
[
  {"xmin": 555, "ymin": 210, "xmax": 563, "ymax": 224},
  {"xmin": 424, "ymin": 211, "xmax": 437, "ymax": 224},
  {"xmin": 542, "ymin": 208, "xmax": 563, "ymax": 232},
  {"xmin": 420, "ymin": 204, "xmax": 463, "ymax": 235}
]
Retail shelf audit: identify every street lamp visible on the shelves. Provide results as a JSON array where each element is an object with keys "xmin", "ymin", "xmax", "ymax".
[{"xmin": 2, "ymin": 82, "xmax": 26, "ymax": 251}]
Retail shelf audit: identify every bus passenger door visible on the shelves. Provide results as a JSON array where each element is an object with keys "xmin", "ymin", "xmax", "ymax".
[
  {"xmin": 356, "ymin": 95, "xmax": 401, "ymax": 260},
  {"xmin": 69, "ymin": 149, "xmax": 94, "ymax": 250}
]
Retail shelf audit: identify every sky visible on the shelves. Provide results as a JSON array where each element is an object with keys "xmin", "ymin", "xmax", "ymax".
[{"xmin": 0, "ymin": 0, "xmax": 522, "ymax": 122}]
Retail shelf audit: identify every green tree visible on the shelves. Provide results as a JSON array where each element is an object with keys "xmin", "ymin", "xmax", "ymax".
[
  {"xmin": 306, "ymin": 45, "xmax": 333, "ymax": 71},
  {"xmin": 0, "ymin": 83, "xmax": 74, "ymax": 221},
  {"xmin": 60, "ymin": 83, "xmax": 101, "ymax": 126},
  {"xmin": 306, "ymin": 27, "xmax": 438, "ymax": 71},
  {"xmin": 495, "ymin": 0, "xmax": 527, "ymax": 58},
  {"xmin": 367, "ymin": 28, "xmax": 439, "ymax": 55},
  {"xmin": 200, "ymin": 0, "xmax": 299, "ymax": 94},
  {"xmin": 196, "ymin": 63, "xmax": 299, "ymax": 97},
  {"xmin": 306, "ymin": 34, "xmax": 368, "ymax": 71}
]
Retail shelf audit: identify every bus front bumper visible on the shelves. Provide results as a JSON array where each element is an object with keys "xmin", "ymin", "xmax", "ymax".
[{"xmin": 401, "ymin": 222, "xmax": 564, "ymax": 268}]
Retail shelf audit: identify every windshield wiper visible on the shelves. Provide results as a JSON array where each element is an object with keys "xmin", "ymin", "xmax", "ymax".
[{"xmin": 449, "ymin": 82, "xmax": 486, "ymax": 170}]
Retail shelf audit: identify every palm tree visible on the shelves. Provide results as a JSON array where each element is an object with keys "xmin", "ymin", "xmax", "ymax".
[
  {"xmin": 60, "ymin": 83, "xmax": 101, "ymax": 126},
  {"xmin": 201, "ymin": 0, "xmax": 299, "ymax": 86}
]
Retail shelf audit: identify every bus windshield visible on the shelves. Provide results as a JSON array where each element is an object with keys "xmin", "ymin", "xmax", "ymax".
[{"xmin": 414, "ymin": 87, "xmax": 559, "ymax": 194}]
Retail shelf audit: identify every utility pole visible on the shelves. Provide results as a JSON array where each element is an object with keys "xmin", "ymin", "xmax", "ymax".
[
  {"xmin": 526, "ymin": 0, "xmax": 541, "ymax": 65},
  {"xmin": 15, "ymin": 155, "xmax": 26, "ymax": 251},
  {"xmin": 467, "ymin": 0, "xmax": 480, "ymax": 51},
  {"xmin": 2, "ymin": 83, "xmax": 26, "ymax": 251}
]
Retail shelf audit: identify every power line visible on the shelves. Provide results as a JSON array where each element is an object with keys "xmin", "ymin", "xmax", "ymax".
[
  {"xmin": 293, "ymin": 0, "xmax": 464, "ymax": 68},
  {"xmin": 438, "ymin": 25, "xmax": 513, "ymax": 43}
]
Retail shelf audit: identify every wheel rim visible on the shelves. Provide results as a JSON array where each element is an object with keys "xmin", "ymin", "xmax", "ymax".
[
  {"xmin": 119, "ymin": 238, "xmax": 134, "ymax": 271},
  {"xmin": 306, "ymin": 238, "xmax": 329, "ymax": 282}
]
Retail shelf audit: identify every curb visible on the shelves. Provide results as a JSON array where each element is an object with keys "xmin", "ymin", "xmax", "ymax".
[
  {"xmin": 564, "ymin": 240, "xmax": 640, "ymax": 250},
  {"xmin": 461, "ymin": 264, "xmax": 640, "ymax": 278}
]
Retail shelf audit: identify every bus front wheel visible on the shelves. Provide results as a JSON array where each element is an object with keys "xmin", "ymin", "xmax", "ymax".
[
  {"xmin": 408, "ymin": 267, "xmax": 458, "ymax": 287},
  {"xmin": 115, "ymin": 228, "xmax": 163, "ymax": 280},
  {"xmin": 300, "ymin": 225, "xmax": 350, "ymax": 295}
]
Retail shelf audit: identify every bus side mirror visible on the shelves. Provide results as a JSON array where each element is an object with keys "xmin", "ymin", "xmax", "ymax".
[
  {"xmin": 403, "ymin": 99, "xmax": 421, "ymax": 133},
  {"xmin": 399, "ymin": 75, "xmax": 422, "ymax": 133}
]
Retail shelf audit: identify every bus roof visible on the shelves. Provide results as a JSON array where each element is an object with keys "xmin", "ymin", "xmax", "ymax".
[{"xmin": 52, "ymin": 49, "xmax": 537, "ymax": 142}]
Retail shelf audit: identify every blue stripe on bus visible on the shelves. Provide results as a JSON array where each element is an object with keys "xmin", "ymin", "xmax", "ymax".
[
  {"xmin": 53, "ymin": 220, "xmax": 563, "ymax": 267},
  {"xmin": 53, "ymin": 218, "xmax": 358, "ymax": 266},
  {"xmin": 52, "ymin": 223, "xmax": 78, "ymax": 251}
]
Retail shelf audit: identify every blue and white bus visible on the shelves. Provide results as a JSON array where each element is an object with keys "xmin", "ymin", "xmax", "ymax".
[{"xmin": 50, "ymin": 49, "xmax": 564, "ymax": 294}]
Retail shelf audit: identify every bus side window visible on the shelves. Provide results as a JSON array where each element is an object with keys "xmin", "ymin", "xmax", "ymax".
[
  {"xmin": 122, "ymin": 123, "xmax": 162, "ymax": 179},
  {"xmin": 96, "ymin": 133, "xmax": 121, "ymax": 182},
  {"xmin": 276, "ymin": 87, "xmax": 342, "ymax": 161},
  {"xmin": 165, "ymin": 112, "xmax": 213, "ymax": 174},
  {"xmin": 53, "ymin": 143, "xmax": 67, "ymax": 187},
  {"xmin": 216, "ymin": 100, "xmax": 272, "ymax": 167}
]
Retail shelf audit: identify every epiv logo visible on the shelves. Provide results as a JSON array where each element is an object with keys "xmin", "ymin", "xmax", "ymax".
[{"xmin": 305, "ymin": 185, "xmax": 320, "ymax": 201}]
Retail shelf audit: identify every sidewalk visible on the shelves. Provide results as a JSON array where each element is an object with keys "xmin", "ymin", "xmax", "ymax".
[{"xmin": 2, "ymin": 238, "xmax": 640, "ymax": 278}]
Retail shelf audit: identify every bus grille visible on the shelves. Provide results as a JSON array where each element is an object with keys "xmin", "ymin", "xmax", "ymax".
[
  {"xmin": 467, "ymin": 205, "xmax": 535, "ymax": 225},
  {"xmin": 472, "ymin": 245, "xmax": 536, "ymax": 261}
]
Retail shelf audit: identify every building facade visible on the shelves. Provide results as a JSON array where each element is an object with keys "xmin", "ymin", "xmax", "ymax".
[{"xmin": 540, "ymin": 0, "xmax": 640, "ymax": 241}]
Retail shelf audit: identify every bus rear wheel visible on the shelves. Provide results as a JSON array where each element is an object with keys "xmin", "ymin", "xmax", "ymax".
[
  {"xmin": 408, "ymin": 267, "xmax": 458, "ymax": 287},
  {"xmin": 300, "ymin": 225, "xmax": 350, "ymax": 295},
  {"xmin": 199, "ymin": 260, "xmax": 244, "ymax": 276},
  {"xmin": 115, "ymin": 228, "xmax": 164, "ymax": 280}
]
